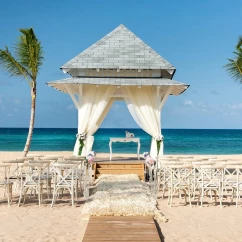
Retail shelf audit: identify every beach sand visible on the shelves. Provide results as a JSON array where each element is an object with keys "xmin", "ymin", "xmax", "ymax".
[{"xmin": 1, "ymin": 151, "xmax": 242, "ymax": 242}]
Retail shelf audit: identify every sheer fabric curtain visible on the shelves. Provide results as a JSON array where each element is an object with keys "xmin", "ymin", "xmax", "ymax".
[
  {"xmin": 73, "ymin": 85, "xmax": 115, "ymax": 156},
  {"xmin": 124, "ymin": 86, "xmax": 164, "ymax": 158}
]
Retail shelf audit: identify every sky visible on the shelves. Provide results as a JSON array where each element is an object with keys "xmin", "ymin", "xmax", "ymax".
[{"xmin": 0, "ymin": 0, "xmax": 242, "ymax": 129}]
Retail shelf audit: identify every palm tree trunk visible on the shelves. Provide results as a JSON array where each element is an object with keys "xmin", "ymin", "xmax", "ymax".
[{"xmin": 23, "ymin": 83, "xmax": 36, "ymax": 157}]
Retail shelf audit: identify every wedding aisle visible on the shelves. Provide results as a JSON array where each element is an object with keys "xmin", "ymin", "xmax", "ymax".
[{"xmin": 81, "ymin": 174, "xmax": 164, "ymax": 241}]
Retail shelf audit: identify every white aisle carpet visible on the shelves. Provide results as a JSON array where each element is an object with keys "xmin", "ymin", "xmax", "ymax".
[{"xmin": 81, "ymin": 174, "xmax": 167, "ymax": 223}]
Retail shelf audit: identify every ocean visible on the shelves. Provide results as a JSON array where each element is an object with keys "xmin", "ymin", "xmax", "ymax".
[{"xmin": 0, "ymin": 128, "xmax": 242, "ymax": 155}]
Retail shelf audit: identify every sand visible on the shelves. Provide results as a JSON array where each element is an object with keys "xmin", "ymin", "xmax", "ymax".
[{"xmin": 1, "ymin": 151, "xmax": 242, "ymax": 242}]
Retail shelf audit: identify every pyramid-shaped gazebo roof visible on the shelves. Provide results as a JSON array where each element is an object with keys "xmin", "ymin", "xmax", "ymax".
[
  {"xmin": 62, "ymin": 24, "xmax": 175, "ymax": 75},
  {"xmin": 47, "ymin": 24, "xmax": 189, "ymax": 96}
]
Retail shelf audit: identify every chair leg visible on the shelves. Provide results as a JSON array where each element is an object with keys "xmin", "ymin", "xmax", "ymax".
[
  {"xmin": 231, "ymin": 188, "xmax": 235, "ymax": 204},
  {"xmin": 75, "ymin": 182, "xmax": 78, "ymax": 202},
  {"xmin": 5, "ymin": 185, "xmax": 10, "ymax": 207},
  {"xmin": 188, "ymin": 188, "xmax": 192, "ymax": 207},
  {"xmin": 23, "ymin": 188, "xmax": 29, "ymax": 205},
  {"xmin": 197, "ymin": 190, "xmax": 201, "ymax": 206},
  {"xmin": 236, "ymin": 187, "xmax": 239, "ymax": 208},
  {"xmin": 10, "ymin": 185, "xmax": 13, "ymax": 204},
  {"xmin": 184, "ymin": 190, "xmax": 187, "ymax": 204},
  {"xmin": 219, "ymin": 190, "xmax": 223, "ymax": 208},
  {"xmin": 71, "ymin": 186, "xmax": 74, "ymax": 207},
  {"xmin": 51, "ymin": 188, "xmax": 57, "ymax": 208},
  {"xmin": 18, "ymin": 189, "xmax": 23, "ymax": 207},
  {"xmin": 162, "ymin": 184, "xmax": 166, "ymax": 199},
  {"xmin": 167, "ymin": 188, "xmax": 170, "ymax": 205},
  {"xmin": 170, "ymin": 187, "xmax": 174, "ymax": 208},
  {"xmin": 214, "ymin": 190, "xmax": 217, "ymax": 204},
  {"xmin": 201, "ymin": 188, "xmax": 204, "ymax": 207}
]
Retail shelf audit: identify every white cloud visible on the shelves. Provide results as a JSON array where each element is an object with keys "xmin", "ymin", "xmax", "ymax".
[
  {"xmin": 227, "ymin": 103, "xmax": 242, "ymax": 110},
  {"xmin": 184, "ymin": 100, "xmax": 194, "ymax": 106}
]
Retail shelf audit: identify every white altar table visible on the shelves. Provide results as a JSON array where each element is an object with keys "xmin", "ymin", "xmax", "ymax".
[{"xmin": 109, "ymin": 138, "xmax": 140, "ymax": 161}]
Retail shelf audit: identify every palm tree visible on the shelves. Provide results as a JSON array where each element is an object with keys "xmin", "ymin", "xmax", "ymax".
[
  {"xmin": 0, "ymin": 28, "xmax": 43, "ymax": 156},
  {"xmin": 225, "ymin": 36, "xmax": 242, "ymax": 83}
]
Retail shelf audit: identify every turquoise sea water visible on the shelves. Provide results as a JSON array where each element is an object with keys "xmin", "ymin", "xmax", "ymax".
[{"xmin": 0, "ymin": 128, "xmax": 242, "ymax": 155}]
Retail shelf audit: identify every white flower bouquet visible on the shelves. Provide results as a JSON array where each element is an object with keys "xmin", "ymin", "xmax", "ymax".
[
  {"xmin": 154, "ymin": 134, "xmax": 163, "ymax": 155},
  {"xmin": 86, "ymin": 151, "xmax": 96, "ymax": 164},
  {"xmin": 76, "ymin": 133, "xmax": 87, "ymax": 156},
  {"xmin": 143, "ymin": 152, "xmax": 155, "ymax": 166}
]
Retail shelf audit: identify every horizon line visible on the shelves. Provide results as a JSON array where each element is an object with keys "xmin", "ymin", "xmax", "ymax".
[{"xmin": 1, "ymin": 127, "xmax": 242, "ymax": 130}]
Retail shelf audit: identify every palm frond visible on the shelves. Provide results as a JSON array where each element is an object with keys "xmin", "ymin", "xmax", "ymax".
[
  {"xmin": 0, "ymin": 47, "xmax": 32, "ymax": 84},
  {"xmin": 16, "ymin": 28, "xmax": 44, "ymax": 81},
  {"xmin": 236, "ymin": 36, "xmax": 242, "ymax": 51},
  {"xmin": 224, "ymin": 36, "xmax": 242, "ymax": 83}
]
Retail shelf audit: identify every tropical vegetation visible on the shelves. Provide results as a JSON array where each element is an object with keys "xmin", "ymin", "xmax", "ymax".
[
  {"xmin": 0, "ymin": 28, "xmax": 44, "ymax": 156},
  {"xmin": 225, "ymin": 36, "xmax": 242, "ymax": 83}
]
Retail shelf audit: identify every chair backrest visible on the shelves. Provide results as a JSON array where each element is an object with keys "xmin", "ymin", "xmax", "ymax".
[
  {"xmin": 198, "ymin": 165, "xmax": 223, "ymax": 188},
  {"xmin": 167, "ymin": 165, "xmax": 193, "ymax": 187},
  {"xmin": 52, "ymin": 164, "xmax": 79, "ymax": 187},
  {"xmin": 27, "ymin": 154, "xmax": 43, "ymax": 158},
  {"xmin": 2, "ymin": 159, "xmax": 25, "ymax": 164},
  {"xmin": 0, "ymin": 165, "xmax": 11, "ymax": 183},
  {"xmin": 15, "ymin": 157, "xmax": 35, "ymax": 161},
  {"xmin": 19, "ymin": 163, "xmax": 44, "ymax": 185},
  {"xmin": 42, "ymin": 155, "xmax": 64, "ymax": 161},
  {"xmin": 40, "ymin": 156, "xmax": 58, "ymax": 161},
  {"xmin": 175, "ymin": 156, "xmax": 194, "ymax": 159}
]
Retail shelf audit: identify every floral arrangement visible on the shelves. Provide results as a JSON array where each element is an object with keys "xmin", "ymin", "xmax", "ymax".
[
  {"xmin": 125, "ymin": 131, "xmax": 135, "ymax": 138},
  {"xmin": 155, "ymin": 135, "xmax": 163, "ymax": 156},
  {"xmin": 143, "ymin": 152, "xmax": 155, "ymax": 166},
  {"xmin": 76, "ymin": 133, "xmax": 87, "ymax": 156},
  {"xmin": 85, "ymin": 151, "xmax": 96, "ymax": 164}
]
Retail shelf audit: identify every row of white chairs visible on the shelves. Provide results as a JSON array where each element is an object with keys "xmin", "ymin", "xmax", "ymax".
[
  {"xmin": 0, "ymin": 155, "xmax": 93, "ymax": 207},
  {"xmin": 155, "ymin": 157, "xmax": 242, "ymax": 208}
]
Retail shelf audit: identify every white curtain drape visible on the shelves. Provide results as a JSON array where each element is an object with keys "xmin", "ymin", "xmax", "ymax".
[
  {"xmin": 124, "ymin": 86, "xmax": 166, "ymax": 158},
  {"xmin": 72, "ymin": 85, "xmax": 115, "ymax": 156}
]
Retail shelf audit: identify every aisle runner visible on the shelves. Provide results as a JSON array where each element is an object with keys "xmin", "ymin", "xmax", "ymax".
[
  {"xmin": 81, "ymin": 174, "xmax": 167, "ymax": 224},
  {"xmin": 83, "ymin": 216, "xmax": 161, "ymax": 242}
]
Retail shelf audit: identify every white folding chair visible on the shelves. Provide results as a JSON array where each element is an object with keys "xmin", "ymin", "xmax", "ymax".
[
  {"xmin": 157, "ymin": 160, "xmax": 182, "ymax": 198},
  {"xmin": 192, "ymin": 161, "xmax": 216, "ymax": 199},
  {"xmin": 167, "ymin": 165, "xmax": 192, "ymax": 207},
  {"xmin": 0, "ymin": 164, "xmax": 13, "ymax": 206},
  {"xmin": 2, "ymin": 159, "xmax": 25, "ymax": 191},
  {"xmin": 231, "ymin": 165, "xmax": 242, "ymax": 207},
  {"xmin": 222, "ymin": 162, "xmax": 241, "ymax": 195},
  {"xmin": 196, "ymin": 165, "xmax": 223, "ymax": 207},
  {"xmin": 18, "ymin": 163, "xmax": 44, "ymax": 206},
  {"xmin": 51, "ymin": 163, "xmax": 79, "ymax": 207},
  {"xmin": 29, "ymin": 160, "xmax": 52, "ymax": 198}
]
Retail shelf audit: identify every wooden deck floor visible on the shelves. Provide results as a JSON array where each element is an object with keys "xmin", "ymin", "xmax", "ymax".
[
  {"xmin": 82, "ymin": 216, "xmax": 161, "ymax": 241},
  {"xmin": 94, "ymin": 162, "xmax": 145, "ymax": 180}
]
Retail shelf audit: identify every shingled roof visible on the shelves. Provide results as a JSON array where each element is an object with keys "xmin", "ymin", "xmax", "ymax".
[{"xmin": 61, "ymin": 24, "xmax": 175, "ymax": 72}]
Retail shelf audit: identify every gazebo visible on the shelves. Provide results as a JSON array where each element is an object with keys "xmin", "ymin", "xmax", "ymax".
[{"xmin": 47, "ymin": 24, "xmax": 189, "ymax": 158}]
